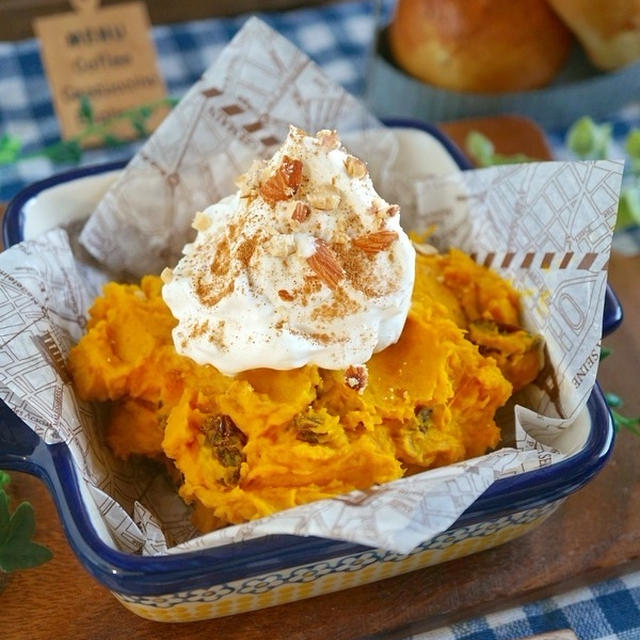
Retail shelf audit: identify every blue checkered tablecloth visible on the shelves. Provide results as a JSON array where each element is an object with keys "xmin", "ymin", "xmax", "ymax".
[
  {"xmin": 1, "ymin": 2, "xmax": 639, "ymax": 638},
  {"xmin": 2, "ymin": 0, "xmax": 639, "ymax": 203},
  {"xmin": 416, "ymin": 571, "xmax": 640, "ymax": 640}
]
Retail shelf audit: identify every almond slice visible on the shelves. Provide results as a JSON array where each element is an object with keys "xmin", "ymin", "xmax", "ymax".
[
  {"xmin": 306, "ymin": 239, "xmax": 344, "ymax": 290},
  {"xmin": 412, "ymin": 241, "xmax": 438, "ymax": 256},
  {"xmin": 344, "ymin": 155, "xmax": 367, "ymax": 179},
  {"xmin": 278, "ymin": 289, "xmax": 294, "ymax": 301},
  {"xmin": 260, "ymin": 155, "xmax": 303, "ymax": 205},
  {"xmin": 265, "ymin": 234, "xmax": 295, "ymax": 257},
  {"xmin": 191, "ymin": 211, "xmax": 211, "ymax": 231},
  {"xmin": 307, "ymin": 187, "xmax": 341, "ymax": 211},
  {"xmin": 352, "ymin": 230, "xmax": 399, "ymax": 255},
  {"xmin": 292, "ymin": 201, "xmax": 311, "ymax": 222},
  {"xmin": 386, "ymin": 204, "xmax": 400, "ymax": 217},
  {"xmin": 316, "ymin": 129, "xmax": 340, "ymax": 150}
]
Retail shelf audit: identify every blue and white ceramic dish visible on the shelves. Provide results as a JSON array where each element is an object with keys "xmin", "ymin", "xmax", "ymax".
[{"xmin": 0, "ymin": 121, "xmax": 619, "ymax": 622}]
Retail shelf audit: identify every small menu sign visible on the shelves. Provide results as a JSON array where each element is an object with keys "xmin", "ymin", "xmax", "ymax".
[{"xmin": 34, "ymin": 0, "xmax": 167, "ymax": 145}]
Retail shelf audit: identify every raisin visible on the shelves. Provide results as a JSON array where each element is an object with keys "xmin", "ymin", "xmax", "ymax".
[
  {"xmin": 201, "ymin": 415, "xmax": 247, "ymax": 480},
  {"xmin": 414, "ymin": 406, "xmax": 433, "ymax": 432},
  {"xmin": 292, "ymin": 413, "xmax": 328, "ymax": 445}
]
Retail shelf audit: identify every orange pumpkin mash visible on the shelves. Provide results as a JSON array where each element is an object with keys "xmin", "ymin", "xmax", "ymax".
[{"xmin": 68, "ymin": 249, "xmax": 541, "ymax": 531}]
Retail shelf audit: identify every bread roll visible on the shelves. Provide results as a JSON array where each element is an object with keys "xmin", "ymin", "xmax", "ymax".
[
  {"xmin": 389, "ymin": 0, "xmax": 573, "ymax": 93},
  {"xmin": 546, "ymin": 0, "xmax": 640, "ymax": 70}
]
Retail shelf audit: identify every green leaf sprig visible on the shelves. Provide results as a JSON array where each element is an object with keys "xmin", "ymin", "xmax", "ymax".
[
  {"xmin": 0, "ymin": 95, "xmax": 178, "ymax": 168},
  {"xmin": 465, "ymin": 131, "xmax": 539, "ymax": 167},
  {"xmin": 600, "ymin": 348, "xmax": 640, "ymax": 437},
  {"xmin": 0, "ymin": 134, "xmax": 21, "ymax": 164},
  {"xmin": 566, "ymin": 116, "xmax": 612, "ymax": 160},
  {"xmin": 605, "ymin": 393, "xmax": 640, "ymax": 436},
  {"xmin": 566, "ymin": 116, "xmax": 640, "ymax": 231},
  {"xmin": 0, "ymin": 470, "xmax": 53, "ymax": 574}
]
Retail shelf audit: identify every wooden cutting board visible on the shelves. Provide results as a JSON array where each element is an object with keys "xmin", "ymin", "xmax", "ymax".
[{"xmin": 1, "ymin": 115, "xmax": 639, "ymax": 640}]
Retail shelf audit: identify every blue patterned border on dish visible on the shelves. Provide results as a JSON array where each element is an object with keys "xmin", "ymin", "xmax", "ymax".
[{"xmin": 117, "ymin": 502, "xmax": 558, "ymax": 609}]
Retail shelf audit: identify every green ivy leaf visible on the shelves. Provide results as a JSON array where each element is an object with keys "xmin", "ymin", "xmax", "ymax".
[
  {"xmin": 625, "ymin": 128, "xmax": 640, "ymax": 159},
  {"xmin": 0, "ymin": 133, "xmax": 22, "ymax": 164},
  {"xmin": 102, "ymin": 133, "xmax": 124, "ymax": 148},
  {"xmin": 78, "ymin": 95, "xmax": 94, "ymax": 125},
  {"xmin": 566, "ymin": 116, "xmax": 611, "ymax": 160},
  {"xmin": 625, "ymin": 129, "xmax": 640, "ymax": 175},
  {"xmin": 0, "ymin": 490, "xmax": 9, "ymax": 534},
  {"xmin": 0, "ymin": 541, "xmax": 53, "ymax": 573},
  {"xmin": 4, "ymin": 501, "xmax": 35, "ymax": 542},
  {"xmin": 465, "ymin": 131, "xmax": 537, "ymax": 167},
  {"xmin": 44, "ymin": 140, "xmax": 83, "ymax": 165},
  {"xmin": 616, "ymin": 187, "xmax": 640, "ymax": 230},
  {"xmin": 131, "ymin": 117, "xmax": 148, "ymax": 138},
  {"xmin": 600, "ymin": 346, "xmax": 612, "ymax": 361},
  {"xmin": 2, "ymin": 96, "xmax": 178, "ymax": 166},
  {"xmin": 610, "ymin": 409, "xmax": 640, "ymax": 435},
  {"xmin": 490, "ymin": 152, "xmax": 536, "ymax": 166},
  {"xmin": 604, "ymin": 394, "xmax": 640, "ymax": 436},
  {"xmin": 0, "ymin": 501, "xmax": 53, "ymax": 572},
  {"xmin": 0, "ymin": 470, "xmax": 9, "ymax": 491},
  {"xmin": 466, "ymin": 131, "xmax": 495, "ymax": 167},
  {"xmin": 605, "ymin": 392, "xmax": 623, "ymax": 408}
]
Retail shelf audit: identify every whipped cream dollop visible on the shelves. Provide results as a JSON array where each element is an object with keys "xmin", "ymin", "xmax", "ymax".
[{"xmin": 162, "ymin": 126, "xmax": 415, "ymax": 376}]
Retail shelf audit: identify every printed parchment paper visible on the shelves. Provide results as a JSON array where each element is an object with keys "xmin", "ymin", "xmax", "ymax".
[
  {"xmin": 80, "ymin": 17, "xmax": 393, "ymax": 278},
  {"xmin": 0, "ymin": 19, "xmax": 624, "ymax": 555}
]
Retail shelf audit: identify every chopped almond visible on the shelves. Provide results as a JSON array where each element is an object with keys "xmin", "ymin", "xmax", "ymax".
[
  {"xmin": 265, "ymin": 235, "xmax": 295, "ymax": 257},
  {"xmin": 292, "ymin": 201, "xmax": 311, "ymax": 222},
  {"xmin": 316, "ymin": 129, "xmax": 340, "ymax": 149},
  {"xmin": 306, "ymin": 239, "xmax": 344, "ymax": 290},
  {"xmin": 308, "ymin": 188, "xmax": 341, "ymax": 211},
  {"xmin": 344, "ymin": 155, "xmax": 367, "ymax": 179},
  {"xmin": 352, "ymin": 230, "xmax": 399, "ymax": 255},
  {"xmin": 413, "ymin": 241, "xmax": 438, "ymax": 256},
  {"xmin": 260, "ymin": 155, "xmax": 303, "ymax": 205},
  {"xmin": 160, "ymin": 267, "xmax": 173, "ymax": 284},
  {"xmin": 278, "ymin": 289, "xmax": 294, "ymax": 301},
  {"xmin": 386, "ymin": 204, "xmax": 400, "ymax": 217},
  {"xmin": 191, "ymin": 211, "xmax": 211, "ymax": 231}
]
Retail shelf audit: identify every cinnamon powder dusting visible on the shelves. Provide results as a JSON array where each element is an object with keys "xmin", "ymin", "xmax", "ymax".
[
  {"xmin": 195, "ymin": 276, "xmax": 235, "ymax": 308},
  {"xmin": 210, "ymin": 237, "xmax": 231, "ymax": 276},
  {"xmin": 311, "ymin": 287, "xmax": 359, "ymax": 322},
  {"xmin": 333, "ymin": 243, "xmax": 388, "ymax": 299},
  {"xmin": 189, "ymin": 319, "xmax": 209, "ymax": 339},
  {"xmin": 292, "ymin": 276, "xmax": 323, "ymax": 306},
  {"xmin": 237, "ymin": 236, "xmax": 258, "ymax": 267}
]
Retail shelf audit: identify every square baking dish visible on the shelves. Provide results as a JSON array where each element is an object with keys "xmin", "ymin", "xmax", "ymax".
[{"xmin": 0, "ymin": 120, "xmax": 619, "ymax": 622}]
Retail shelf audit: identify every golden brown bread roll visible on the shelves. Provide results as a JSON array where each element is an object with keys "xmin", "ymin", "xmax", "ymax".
[
  {"xmin": 389, "ymin": 0, "xmax": 573, "ymax": 93},
  {"xmin": 546, "ymin": 0, "xmax": 640, "ymax": 70}
]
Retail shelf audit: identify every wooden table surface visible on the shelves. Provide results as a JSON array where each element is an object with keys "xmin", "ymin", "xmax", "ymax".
[{"xmin": 1, "ymin": 117, "xmax": 639, "ymax": 639}]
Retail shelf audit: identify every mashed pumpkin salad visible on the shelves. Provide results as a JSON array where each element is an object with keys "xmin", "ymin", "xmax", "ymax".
[
  {"xmin": 69, "ymin": 250, "xmax": 542, "ymax": 531},
  {"xmin": 68, "ymin": 127, "xmax": 543, "ymax": 532}
]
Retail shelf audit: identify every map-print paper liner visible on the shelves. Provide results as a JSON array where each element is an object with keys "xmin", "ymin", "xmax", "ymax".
[
  {"xmin": 0, "ymin": 19, "xmax": 624, "ymax": 556},
  {"xmin": 79, "ymin": 17, "xmax": 392, "ymax": 278}
]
